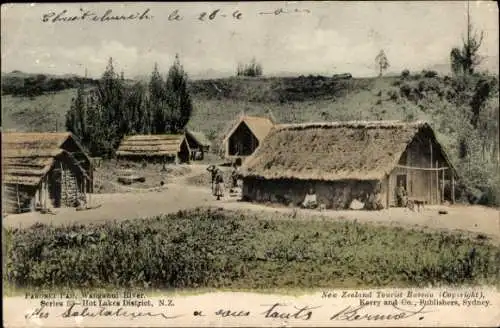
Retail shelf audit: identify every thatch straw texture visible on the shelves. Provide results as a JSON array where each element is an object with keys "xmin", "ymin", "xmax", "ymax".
[
  {"xmin": 223, "ymin": 115, "xmax": 274, "ymax": 144},
  {"xmin": 240, "ymin": 120, "xmax": 446, "ymax": 181},
  {"xmin": 116, "ymin": 134, "xmax": 187, "ymax": 157},
  {"xmin": 2, "ymin": 132, "xmax": 72, "ymax": 186},
  {"xmin": 186, "ymin": 130, "xmax": 211, "ymax": 148}
]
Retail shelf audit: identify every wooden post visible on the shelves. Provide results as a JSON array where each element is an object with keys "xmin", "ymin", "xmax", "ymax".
[
  {"xmin": 89, "ymin": 161, "xmax": 94, "ymax": 193},
  {"xmin": 89, "ymin": 170, "xmax": 92, "ymax": 207},
  {"xmin": 83, "ymin": 178, "xmax": 86, "ymax": 206},
  {"xmin": 16, "ymin": 184, "xmax": 20, "ymax": 213},
  {"xmin": 386, "ymin": 175, "xmax": 390, "ymax": 209},
  {"xmin": 435, "ymin": 160, "xmax": 438, "ymax": 205},
  {"xmin": 429, "ymin": 141, "xmax": 433, "ymax": 204},
  {"xmin": 43, "ymin": 176, "xmax": 47, "ymax": 210},
  {"xmin": 60, "ymin": 162, "xmax": 64, "ymax": 207},
  {"xmin": 451, "ymin": 172, "xmax": 455, "ymax": 204},
  {"xmin": 38, "ymin": 183, "xmax": 42, "ymax": 205},
  {"xmin": 441, "ymin": 167, "xmax": 445, "ymax": 204}
]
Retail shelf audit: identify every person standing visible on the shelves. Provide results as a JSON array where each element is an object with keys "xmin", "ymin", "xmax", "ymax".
[
  {"xmin": 207, "ymin": 165, "xmax": 217, "ymax": 195},
  {"xmin": 396, "ymin": 181, "xmax": 407, "ymax": 207},
  {"xmin": 214, "ymin": 168, "xmax": 225, "ymax": 200},
  {"xmin": 230, "ymin": 163, "xmax": 239, "ymax": 192}
]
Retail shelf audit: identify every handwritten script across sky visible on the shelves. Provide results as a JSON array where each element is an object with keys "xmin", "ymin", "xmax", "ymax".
[{"xmin": 41, "ymin": 7, "xmax": 311, "ymax": 23}]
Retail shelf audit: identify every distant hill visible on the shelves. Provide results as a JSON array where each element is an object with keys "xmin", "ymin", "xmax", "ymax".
[
  {"xmin": 1, "ymin": 71, "xmax": 98, "ymax": 98},
  {"xmin": 2, "ymin": 71, "xmax": 83, "ymax": 80},
  {"xmin": 2, "ymin": 70, "xmax": 498, "ymax": 146},
  {"xmin": 2, "ymin": 68, "xmax": 498, "ymax": 205}
]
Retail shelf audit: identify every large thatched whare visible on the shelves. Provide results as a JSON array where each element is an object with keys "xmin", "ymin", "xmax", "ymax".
[
  {"xmin": 2, "ymin": 132, "xmax": 93, "ymax": 214},
  {"xmin": 116, "ymin": 134, "xmax": 191, "ymax": 164},
  {"xmin": 222, "ymin": 115, "xmax": 274, "ymax": 163},
  {"xmin": 239, "ymin": 120, "xmax": 458, "ymax": 210}
]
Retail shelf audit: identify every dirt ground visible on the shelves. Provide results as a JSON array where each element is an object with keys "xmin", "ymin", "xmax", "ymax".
[
  {"xmin": 93, "ymin": 160, "xmax": 193, "ymax": 193},
  {"xmin": 3, "ymin": 164, "xmax": 499, "ymax": 244}
]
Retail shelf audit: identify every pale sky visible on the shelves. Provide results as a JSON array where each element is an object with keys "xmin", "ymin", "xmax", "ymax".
[{"xmin": 1, "ymin": 1, "xmax": 498, "ymax": 79}]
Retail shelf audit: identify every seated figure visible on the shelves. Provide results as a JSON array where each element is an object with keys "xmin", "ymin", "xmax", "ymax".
[{"xmin": 301, "ymin": 188, "xmax": 318, "ymax": 209}]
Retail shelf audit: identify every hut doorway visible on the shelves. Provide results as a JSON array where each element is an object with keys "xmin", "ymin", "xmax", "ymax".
[
  {"xmin": 48, "ymin": 169, "xmax": 62, "ymax": 208},
  {"xmin": 178, "ymin": 139, "xmax": 191, "ymax": 163},
  {"xmin": 228, "ymin": 122, "xmax": 258, "ymax": 156},
  {"xmin": 396, "ymin": 174, "xmax": 407, "ymax": 191}
]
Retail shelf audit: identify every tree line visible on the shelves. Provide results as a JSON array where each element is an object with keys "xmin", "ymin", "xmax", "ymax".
[
  {"xmin": 393, "ymin": 16, "xmax": 498, "ymax": 205},
  {"xmin": 1, "ymin": 73, "xmax": 97, "ymax": 97},
  {"xmin": 236, "ymin": 57, "xmax": 263, "ymax": 77},
  {"xmin": 65, "ymin": 55, "xmax": 193, "ymax": 157},
  {"xmin": 446, "ymin": 18, "xmax": 498, "ymax": 204}
]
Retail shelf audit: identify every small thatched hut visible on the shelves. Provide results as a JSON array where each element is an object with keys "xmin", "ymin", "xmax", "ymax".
[
  {"xmin": 2, "ymin": 132, "xmax": 93, "ymax": 214},
  {"xmin": 222, "ymin": 115, "xmax": 274, "ymax": 164},
  {"xmin": 185, "ymin": 130, "xmax": 212, "ymax": 160},
  {"xmin": 240, "ymin": 120, "xmax": 458, "ymax": 210},
  {"xmin": 116, "ymin": 134, "xmax": 190, "ymax": 164}
]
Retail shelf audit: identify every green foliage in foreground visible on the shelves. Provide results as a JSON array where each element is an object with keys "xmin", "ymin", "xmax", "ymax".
[{"xmin": 4, "ymin": 209, "xmax": 500, "ymax": 290}]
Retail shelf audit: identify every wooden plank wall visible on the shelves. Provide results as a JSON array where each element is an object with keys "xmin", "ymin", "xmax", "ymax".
[
  {"xmin": 388, "ymin": 135, "xmax": 447, "ymax": 206},
  {"xmin": 3, "ymin": 184, "xmax": 36, "ymax": 214}
]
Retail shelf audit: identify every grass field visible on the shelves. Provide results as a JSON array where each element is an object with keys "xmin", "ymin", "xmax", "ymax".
[
  {"xmin": 93, "ymin": 160, "xmax": 193, "ymax": 193},
  {"xmin": 2, "ymin": 75, "xmax": 423, "ymax": 139},
  {"xmin": 4, "ymin": 208, "xmax": 500, "ymax": 291},
  {"xmin": 2, "ymin": 88, "xmax": 78, "ymax": 132}
]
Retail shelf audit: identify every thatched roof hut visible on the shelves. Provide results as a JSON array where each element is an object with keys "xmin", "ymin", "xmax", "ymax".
[
  {"xmin": 116, "ymin": 134, "xmax": 190, "ymax": 163},
  {"xmin": 185, "ymin": 130, "xmax": 211, "ymax": 150},
  {"xmin": 223, "ymin": 115, "xmax": 275, "ymax": 162},
  {"xmin": 240, "ymin": 120, "xmax": 458, "ymax": 209},
  {"xmin": 185, "ymin": 130, "xmax": 212, "ymax": 161},
  {"xmin": 3, "ymin": 132, "xmax": 91, "ymax": 186},
  {"xmin": 2, "ymin": 132, "xmax": 93, "ymax": 213}
]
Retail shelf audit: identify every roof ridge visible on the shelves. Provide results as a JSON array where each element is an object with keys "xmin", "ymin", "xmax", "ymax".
[
  {"xmin": 243, "ymin": 115, "xmax": 273, "ymax": 121},
  {"xmin": 275, "ymin": 120, "xmax": 427, "ymax": 130},
  {"xmin": 3, "ymin": 131, "xmax": 71, "ymax": 135}
]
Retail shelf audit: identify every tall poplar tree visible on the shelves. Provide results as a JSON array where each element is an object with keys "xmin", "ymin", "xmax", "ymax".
[{"xmin": 165, "ymin": 54, "xmax": 193, "ymax": 133}]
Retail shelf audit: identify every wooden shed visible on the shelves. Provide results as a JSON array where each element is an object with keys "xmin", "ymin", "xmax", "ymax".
[
  {"xmin": 2, "ymin": 132, "xmax": 93, "ymax": 214},
  {"xmin": 239, "ymin": 120, "xmax": 458, "ymax": 210},
  {"xmin": 185, "ymin": 130, "xmax": 212, "ymax": 160},
  {"xmin": 115, "ymin": 134, "xmax": 191, "ymax": 164},
  {"xmin": 222, "ymin": 115, "xmax": 274, "ymax": 163}
]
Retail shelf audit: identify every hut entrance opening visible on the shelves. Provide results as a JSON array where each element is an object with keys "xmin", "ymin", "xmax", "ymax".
[
  {"xmin": 391, "ymin": 165, "xmax": 454, "ymax": 206},
  {"xmin": 228, "ymin": 122, "xmax": 259, "ymax": 156},
  {"xmin": 48, "ymin": 168, "xmax": 62, "ymax": 208},
  {"xmin": 178, "ymin": 139, "xmax": 191, "ymax": 163},
  {"xmin": 396, "ymin": 174, "xmax": 407, "ymax": 191}
]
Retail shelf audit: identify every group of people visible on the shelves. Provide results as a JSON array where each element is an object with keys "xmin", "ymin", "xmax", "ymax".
[
  {"xmin": 206, "ymin": 164, "xmax": 240, "ymax": 200},
  {"xmin": 205, "ymin": 167, "xmax": 411, "ymax": 208}
]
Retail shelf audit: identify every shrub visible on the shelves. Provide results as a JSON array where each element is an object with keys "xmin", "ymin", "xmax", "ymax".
[
  {"xmin": 387, "ymin": 89, "xmax": 400, "ymax": 101},
  {"xmin": 401, "ymin": 69, "xmax": 410, "ymax": 79},
  {"xmin": 4, "ymin": 209, "xmax": 500, "ymax": 290},
  {"xmin": 399, "ymin": 82, "xmax": 416, "ymax": 101},
  {"xmin": 418, "ymin": 78, "xmax": 442, "ymax": 94},
  {"xmin": 422, "ymin": 70, "xmax": 439, "ymax": 78}
]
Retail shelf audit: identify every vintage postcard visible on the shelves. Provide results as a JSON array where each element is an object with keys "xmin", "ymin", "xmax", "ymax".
[{"xmin": 2, "ymin": 1, "xmax": 499, "ymax": 327}]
